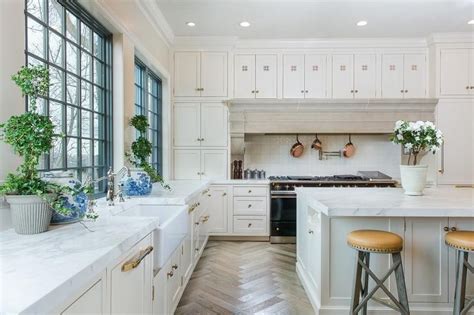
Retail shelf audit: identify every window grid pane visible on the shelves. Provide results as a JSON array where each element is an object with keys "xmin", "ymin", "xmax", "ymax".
[{"xmin": 25, "ymin": 0, "xmax": 111, "ymax": 194}]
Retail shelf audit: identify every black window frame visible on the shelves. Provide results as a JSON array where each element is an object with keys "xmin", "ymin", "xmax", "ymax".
[
  {"xmin": 134, "ymin": 57, "xmax": 163, "ymax": 175},
  {"xmin": 24, "ymin": 0, "xmax": 113, "ymax": 195}
]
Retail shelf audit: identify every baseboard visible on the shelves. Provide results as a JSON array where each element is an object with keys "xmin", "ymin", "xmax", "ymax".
[
  {"xmin": 209, "ymin": 235, "xmax": 270, "ymax": 241},
  {"xmin": 296, "ymin": 261, "xmax": 320, "ymax": 314}
]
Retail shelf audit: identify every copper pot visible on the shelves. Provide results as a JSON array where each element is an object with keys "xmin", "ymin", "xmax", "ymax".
[
  {"xmin": 311, "ymin": 134, "xmax": 322, "ymax": 151},
  {"xmin": 343, "ymin": 134, "xmax": 356, "ymax": 158},
  {"xmin": 290, "ymin": 134, "xmax": 304, "ymax": 158}
]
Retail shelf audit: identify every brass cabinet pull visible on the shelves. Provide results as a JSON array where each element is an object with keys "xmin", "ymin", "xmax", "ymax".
[
  {"xmin": 455, "ymin": 185, "xmax": 474, "ymax": 188},
  {"xmin": 466, "ymin": 86, "xmax": 470, "ymax": 90},
  {"xmin": 405, "ymin": 90, "xmax": 408, "ymax": 93},
  {"xmin": 251, "ymin": 90, "xmax": 255, "ymax": 93},
  {"xmin": 438, "ymin": 142, "xmax": 445, "ymax": 174},
  {"xmin": 248, "ymin": 223, "xmax": 252, "ymax": 228},
  {"xmin": 122, "ymin": 246, "xmax": 153, "ymax": 272},
  {"xmin": 443, "ymin": 226, "xmax": 449, "ymax": 232},
  {"xmin": 188, "ymin": 203, "xmax": 197, "ymax": 213},
  {"xmin": 222, "ymin": 192, "xmax": 227, "ymax": 196},
  {"xmin": 248, "ymin": 204, "xmax": 252, "ymax": 208},
  {"xmin": 451, "ymin": 227, "xmax": 457, "ymax": 232},
  {"xmin": 400, "ymin": 90, "xmax": 404, "ymax": 93},
  {"xmin": 195, "ymin": 221, "xmax": 200, "ymax": 226},
  {"xmin": 172, "ymin": 264, "xmax": 178, "ymax": 270},
  {"xmin": 202, "ymin": 189, "xmax": 210, "ymax": 195},
  {"xmin": 308, "ymin": 229, "xmax": 314, "ymax": 234},
  {"xmin": 248, "ymin": 190, "xmax": 252, "ymax": 193},
  {"xmin": 167, "ymin": 270, "xmax": 174, "ymax": 278},
  {"xmin": 195, "ymin": 248, "xmax": 199, "ymax": 252}
]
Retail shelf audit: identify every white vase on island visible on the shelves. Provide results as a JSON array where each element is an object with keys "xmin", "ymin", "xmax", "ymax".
[{"xmin": 400, "ymin": 165, "xmax": 428, "ymax": 196}]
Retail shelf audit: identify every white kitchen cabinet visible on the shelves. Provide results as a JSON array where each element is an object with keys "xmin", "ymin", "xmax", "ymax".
[
  {"xmin": 404, "ymin": 218, "xmax": 449, "ymax": 303},
  {"xmin": 109, "ymin": 235, "xmax": 153, "ymax": 314},
  {"xmin": 381, "ymin": 53, "xmax": 426, "ymax": 98},
  {"xmin": 233, "ymin": 216, "xmax": 267, "ymax": 235},
  {"xmin": 174, "ymin": 149, "xmax": 227, "ymax": 180},
  {"xmin": 181, "ymin": 220, "xmax": 193, "ymax": 281},
  {"xmin": 440, "ymin": 49, "xmax": 472, "ymax": 96},
  {"xmin": 174, "ymin": 51, "xmax": 228, "ymax": 97},
  {"xmin": 165, "ymin": 246, "xmax": 182, "ymax": 313},
  {"xmin": 283, "ymin": 54, "xmax": 327, "ymax": 99},
  {"xmin": 173, "ymin": 102, "xmax": 201, "ymax": 147},
  {"xmin": 437, "ymin": 100, "xmax": 474, "ymax": 185},
  {"xmin": 152, "ymin": 267, "xmax": 167, "ymax": 315},
  {"xmin": 207, "ymin": 186, "xmax": 229, "ymax": 234},
  {"xmin": 448, "ymin": 218, "xmax": 474, "ymax": 302},
  {"xmin": 61, "ymin": 276, "xmax": 106, "ymax": 315},
  {"xmin": 234, "ymin": 54, "xmax": 277, "ymax": 98},
  {"xmin": 174, "ymin": 149, "xmax": 201, "ymax": 180},
  {"xmin": 332, "ymin": 54, "xmax": 376, "ymax": 98},
  {"xmin": 173, "ymin": 102, "xmax": 228, "ymax": 147}
]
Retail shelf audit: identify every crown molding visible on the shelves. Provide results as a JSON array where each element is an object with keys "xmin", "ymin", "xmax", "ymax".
[
  {"xmin": 136, "ymin": 0, "xmax": 175, "ymax": 47},
  {"xmin": 427, "ymin": 32, "xmax": 474, "ymax": 46}
]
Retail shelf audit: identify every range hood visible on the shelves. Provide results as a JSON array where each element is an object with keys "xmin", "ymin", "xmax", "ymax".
[{"xmin": 228, "ymin": 98, "xmax": 438, "ymax": 135}]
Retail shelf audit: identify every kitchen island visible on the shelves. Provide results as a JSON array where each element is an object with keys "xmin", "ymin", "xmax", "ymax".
[{"xmin": 296, "ymin": 187, "xmax": 474, "ymax": 315}]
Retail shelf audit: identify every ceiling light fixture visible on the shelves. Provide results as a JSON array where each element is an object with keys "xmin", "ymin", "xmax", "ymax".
[
  {"xmin": 356, "ymin": 20, "xmax": 368, "ymax": 26},
  {"xmin": 468, "ymin": 20, "xmax": 474, "ymax": 25},
  {"xmin": 240, "ymin": 21, "xmax": 251, "ymax": 27},
  {"xmin": 186, "ymin": 22, "xmax": 196, "ymax": 27}
]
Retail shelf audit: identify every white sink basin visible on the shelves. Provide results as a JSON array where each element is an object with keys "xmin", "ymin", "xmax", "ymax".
[{"xmin": 117, "ymin": 204, "xmax": 189, "ymax": 270}]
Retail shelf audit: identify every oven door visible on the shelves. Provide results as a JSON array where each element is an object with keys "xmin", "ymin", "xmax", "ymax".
[{"xmin": 270, "ymin": 194, "xmax": 296, "ymax": 222}]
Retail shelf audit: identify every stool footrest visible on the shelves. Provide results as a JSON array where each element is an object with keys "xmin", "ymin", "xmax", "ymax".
[{"xmin": 372, "ymin": 297, "xmax": 400, "ymax": 312}]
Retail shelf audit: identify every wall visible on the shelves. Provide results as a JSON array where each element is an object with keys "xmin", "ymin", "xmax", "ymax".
[{"xmin": 243, "ymin": 134, "xmax": 435, "ymax": 182}]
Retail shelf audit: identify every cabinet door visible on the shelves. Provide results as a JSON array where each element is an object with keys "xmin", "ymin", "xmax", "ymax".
[
  {"xmin": 152, "ymin": 268, "xmax": 167, "ymax": 315},
  {"xmin": 200, "ymin": 103, "xmax": 228, "ymax": 147},
  {"xmin": 305, "ymin": 54, "xmax": 327, "ymax": 98},
  {"xmin": 208, "ymin": 186, "xmax": 229, "ymax": 234},
  {"xmin": 173, "ymin": 103, "xmax": 200, "ymax": 147},
  {"xmin": 255, "ymin": 54, "xmax": 278, "ymax": 98},
  {"xmin": 201, "ymin": 52, "xmax": 228, "ymax": 97},
  {"xmin": 182, "ymin": 213, "xmax": 193, "ymax": 281},
  {"xmin": 174, "ymin": 149, "xmax": 201, "ymax": 180},
  {"xmin": 437, "ymin": 100, "xmax": 474, "ymax": 185},
  {"xmin": 448, "ymin": 218, "xmax": 474, "ymax": 302},
  {"xmin": 470, "ymin": 49, "xmax": 474, "ymax": 94},
  {"xmin": 234, "ymin": 54, "xmax": 255, "ymax": 98},
  {"xmin": 381, "ymin": 54, "xmax": 404, "ymax": 98},
  {"xmin": 404, "ymin": 218, "xmax": 449, "ymax": 303},
  {"xmin": 201, "ymin": 150, "xmax": 227, "ymax": 180},
  {"xmin": 404, "ymin": 54, "xmax": 426, "ymax": 98},
  {"xmin": 354, "ymin": 54, "xmax": 376, "ymax": 98},
  {"xmin": 174, "ymin": 52, "xmax": 200, "ymax": 97},
  {"xmin": 332, "ymin": 54, "xmax": 354, "ymax": 99},
  {"xmin": 283, "ymin": 54, "xmax": 305, "ymax": 99},
  {"xmin": 166, "ymin": 247, "xmax": 182, "ymax": 313},
  {"xmin": 440, "ymin": 49, "xmax": 470, "ymax": 96},
  {"xmin": 110, "ymin": 235, "xmax": 153, "ymax": 314},
  {"xmin": 61, "ymin": 278, "xmax": 105, "ymax": 315}
]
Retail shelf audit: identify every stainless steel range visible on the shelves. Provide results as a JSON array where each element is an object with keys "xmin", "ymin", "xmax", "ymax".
[{"xmin": 269, "ymin": 173, "xmax": 397, "ymax": 244}]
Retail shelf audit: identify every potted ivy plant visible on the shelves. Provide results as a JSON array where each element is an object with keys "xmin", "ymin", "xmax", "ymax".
[
  {"xmin": 124, "ymin": 114, "xmax": 169, "ymax": 195},
  {"xmin": 0, "ymin": 65, "xmax": 69, "ymax": 234},
  {"xmin": 391, "ymin": 120, "xmax": 443, "ymax": 195}
]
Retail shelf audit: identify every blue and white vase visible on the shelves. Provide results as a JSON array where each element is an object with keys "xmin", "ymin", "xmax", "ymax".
[{"xmin": 122, "ymin": 170, "xmax": 152, "ymax": 196}]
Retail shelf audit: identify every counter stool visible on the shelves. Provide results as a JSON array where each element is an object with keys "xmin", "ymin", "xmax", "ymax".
[
  {"xmin": 445, "ymin": 231, "xmax": 474, "ymax": 315},
  {"xmin": 347, "ymin": 230, "xmax": 409, "ymax": 315}
]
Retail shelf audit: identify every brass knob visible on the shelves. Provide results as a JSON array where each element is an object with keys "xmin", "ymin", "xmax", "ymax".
[
  {"xmin": 167, "ymin": 271, "xmax": 174, "ymax": 278},
  {"xmin": 222, "ymin": 192, "xmax": 227, "ymax": 196},
  {"xmin": 248, "ymin": 190, "xmax": 252, "ymax": 193},
  {"xmin": 301, "ymin": 90, "xmax": 305, "ymax": 93},
  {"xmin": 305, "ymin": 90, "xmax": 308, "ymax": 93},
  {"xmin": 401, "ymin": 90, "xmax": 404, "ymax": 93},
  {"xmin": 308, "ymin": 229, "xmax": 314, "ymax": 234},
  {"xmin": 195, "ymin": 248, "xmax": 199, "ymax": 252},
  {"xmin": 451, "ymin": 227, "xmax": 457, "ymax": 232},
  {"xmin": 195, "ymin": 222, "xmax": 200, "ymax": 226},
  {"xmin": 248, "ymin": 204, "xmax": 252, "ymax": 208},
  {"xmin": 172, "ymin": 264, "xmax": 178, "ymax": 270},
  {"xmin": 197, "ymin": 202, "xmax": 200, "ymax": 206},
  {"xmin": 355, "ymin": 90, "xmax": 358, "ymax": 93},
  {"xmin": 251, "ymin": 90, "xmax": 255, "ymax": 93},
  {"xmin": 248, "ymin": 223, "xmax": 252, "ymax": 228},
  {"xmin": 256, "ymin": 90, "xmax": 259, "ymax": 93},
  {"xmin": 471, "ymin": 86, "xmax": 474, "ymax": 89},
  {"xmin": 466, "ymin": 86, "xmax": 470, "ymax": 90},
  {"xmin": 350, "ymin": 90, "xmax": 354, "ymax": 93},
  {"xmin": 405, "ymin": 90, "xmax": 408, "ymax": 93},
  {"xmin": 443, "ymin": 226, "xmax": 449, "ymax": 232}
]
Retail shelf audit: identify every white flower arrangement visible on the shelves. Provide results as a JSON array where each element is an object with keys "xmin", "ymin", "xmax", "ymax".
[{"xmin": 390, "ymin": 120, "xmax": 443, "ymax": 165}]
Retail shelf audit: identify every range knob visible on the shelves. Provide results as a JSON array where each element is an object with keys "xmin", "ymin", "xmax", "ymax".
[
  {"xmin": 274, "ymin": 184, "xmax": 281, "ymax": 190},
  {"xmin": 285, "ymin": 184, "xmax": 290, "ymax": 190}
]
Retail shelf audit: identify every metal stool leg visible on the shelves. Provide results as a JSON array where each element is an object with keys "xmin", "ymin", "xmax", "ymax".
[
  {"xmin": 350, "ymin": 251, "xmax": 364, "ymax": 315},
  {"xmin": 392, "ymin": 252, "xmax": 410, "ymax": 315},
  {"xmin": 454, "ymin": 250, "xmax": 468, "ymax": 315},
  {"xmin": 361, "ymin": 252, "xmax": 370, "ymax": 315}
]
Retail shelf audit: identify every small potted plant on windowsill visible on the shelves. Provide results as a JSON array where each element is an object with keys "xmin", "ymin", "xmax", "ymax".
[
  {"xmin": 0, "ymin": 66, "xmax": 71, "ymax": 234},
  {"xmin": 391, "ymin": 120, "xmax": 443, "ymax": 196},
  {"xmin": 123, "ymin": 114, "xmax": 170, "ymax": 196}
]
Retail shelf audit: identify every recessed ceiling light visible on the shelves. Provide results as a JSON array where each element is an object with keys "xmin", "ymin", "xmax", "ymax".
[
  {"xmin": 468, "ymin": 20, "xmax": 474, "ymax": 25},
  {"xmin": 186, "ymin": 22, "xmax": 196, "ymax": 27},
  {"xmin": 240, "ymin": 21, "xmax": 251, "ymax": 28},
  {"xmin": 356, "ymin": 20, "xmax": 368, "ymax": 26}
]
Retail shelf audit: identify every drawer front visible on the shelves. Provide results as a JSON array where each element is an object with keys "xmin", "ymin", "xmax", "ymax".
[
  {"xmin": 233, "ymin": 186, "xmax": 268, "ymax": 197},
  {"xmin": 233, "ymin": 216, "xmax": 267, "ymax": 235},
  {"xmin": 233, "ymin": 197, "xmax": 267, "ymax": 216}
]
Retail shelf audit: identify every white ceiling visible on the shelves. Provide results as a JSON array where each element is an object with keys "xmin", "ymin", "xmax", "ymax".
[{"xmin": 155, "ymin": 0, "xmax": 474, "ymax": 39}]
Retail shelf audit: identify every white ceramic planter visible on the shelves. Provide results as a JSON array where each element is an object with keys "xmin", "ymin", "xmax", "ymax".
[
  {"xmin": 5, "ymin": 195, "xmax": 52, "ymax": 234},
  {"xmin": 400, "ymin": 165, "xmax": 428, "ymax": 196}
]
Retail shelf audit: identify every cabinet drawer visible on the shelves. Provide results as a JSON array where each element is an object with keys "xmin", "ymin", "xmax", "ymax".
[
  {"xmin": 233, "ymin": 197, "xmax": 267, "ymax": 216},
  {"xmin": 233, "ymin": 186, "xmax": 268, "ymax": 197},
  {"xmin": 233, "ymin": 216, "xmax": 267, "ymax": 235}
]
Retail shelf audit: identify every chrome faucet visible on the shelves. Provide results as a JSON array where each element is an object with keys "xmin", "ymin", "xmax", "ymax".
[{"xmin": 92, "ymin": 166, "xmax": 131, "ymax": 206}]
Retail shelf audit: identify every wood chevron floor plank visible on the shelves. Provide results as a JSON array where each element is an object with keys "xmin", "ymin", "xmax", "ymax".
[{"xmin": 175, "ymin": 241, "xmax": 314, "ymax": 315}]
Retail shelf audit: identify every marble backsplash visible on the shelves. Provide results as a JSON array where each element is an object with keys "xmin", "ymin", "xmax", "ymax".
[{"xmin": 242, "ymin": 134, "xmax": 404, "ymax": 178}]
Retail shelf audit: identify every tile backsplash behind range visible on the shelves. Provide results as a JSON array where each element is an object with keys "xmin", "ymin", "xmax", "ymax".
[{"xmin": 243, "ymin": 134, "xmax": 402, "ymax": 178}]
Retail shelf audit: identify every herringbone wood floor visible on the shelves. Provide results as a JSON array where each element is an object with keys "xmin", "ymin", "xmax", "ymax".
[{"xmin": 175, "ymin": 241, "xmax": 314, "ymax": 315}]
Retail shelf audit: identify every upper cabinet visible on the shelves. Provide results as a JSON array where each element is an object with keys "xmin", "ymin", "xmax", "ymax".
[
  {"xmin": 234, "ymin": 54, "xmax": 278, "ymax": 99},
  {"xmin": 283, "ymin": 54, "xmax": 327, "ymax": 98},
  {"xmin": 332, "ymin": 54, "xmax": 376, "ymax": 99},
  {"xmin": 381, "ymin": 54, "xmax": 426, "ymax": 98},
  {"xmin": 174, "ymin": 51, "xmax": 228, "ymax": 97},
  {"xmin": 439, "ymin": 49, "xmax": 474, "ymax": 96}
]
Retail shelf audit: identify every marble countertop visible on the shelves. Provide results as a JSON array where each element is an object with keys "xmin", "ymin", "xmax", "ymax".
[
  {"xmin": 149, "ymin": 180, "xmax": 210, "ymax": 204},
  {"xmin": 296, "ymin": 187, "xmax": 474, "ymax": 217},
  {"xmin": 211, "ymin": 179, "xmax": 270, "ymax": 185}
]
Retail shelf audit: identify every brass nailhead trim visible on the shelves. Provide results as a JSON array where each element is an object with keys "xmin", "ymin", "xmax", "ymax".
[
  {"xmin": 348, "ymin": 242, "xmax": 403, "ymax": 253},
  {"xmin": 445, "ymin": 241, "xmax": 474, "ymax": 252}
]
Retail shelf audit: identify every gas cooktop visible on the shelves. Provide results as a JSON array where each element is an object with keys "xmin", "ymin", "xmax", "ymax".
[{"xmin": 268, "ymin": 175, "xmax": 368, "ymax": 182}]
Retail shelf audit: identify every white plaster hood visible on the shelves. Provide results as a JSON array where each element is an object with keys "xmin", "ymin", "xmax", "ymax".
[{"xmin": 228, "ymin": 98, "xmax": 438, "ymax": 135}]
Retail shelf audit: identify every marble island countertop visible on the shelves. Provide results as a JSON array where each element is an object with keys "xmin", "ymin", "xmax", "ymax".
[
  {"xmin": 0, "ymin": 180, "xmax": 210, "ymax": 314},
  {"xmin": 296, "ymin": 186, "xmax": 474, "ymax": 217}
]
